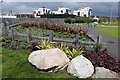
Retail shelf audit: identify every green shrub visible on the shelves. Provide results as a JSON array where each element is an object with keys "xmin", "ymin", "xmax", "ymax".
[
  {"xmin": 20, "ymin": 44, "xmax": 26, "ymax": 49},
  {"xmin": 64, "ymin": 17, "xmax": 72, "ymax": 24},
  {"xmin": 5, "ymin": 40, "xmax": 12, "ymax": 43},
  {"xmin": 29, "ymin": 41, "xmax": 35, "ymax": 44},
  {"xmin": 2, "ymin": 37, "xmax": 12, "ymax": 42},
  {"xmin": 82, "ymin": 37, "xmax": 86, "ymax": 41},
  {"xmin": 11, "ymin": 41, "xmax": 17, "ymax": 46},
  {"xmin": 26, "ymin": 44, "xmax": 32, "ymax": 49},
  {"xmin": 17, "ymin": 39, "xmax": 27, "ymax": 43},
  {"xmin": 0, "ymin": 42, "xmax": 6, "ymax": 46}
]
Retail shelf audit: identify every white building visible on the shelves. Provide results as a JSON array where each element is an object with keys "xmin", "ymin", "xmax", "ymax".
[
  {"xmin": 0, "ymin": 15, "xmax": 17, "ymax": 18},
  {"xmin": 0, "ymin": 13, "xmax": 16, "ymax": 18},
  {"xmin": 73, "ymin": 5, "xmax": 92, "ymax": 17},
  {"xmin": 33, "ymin": 6, "xmax": 92, "ymax": 18},
  {"xmin": 34, "ymin": 7, "xmax": 52, "ymax": 17},
  {"xmin": 52, "ymin": 6, "xmax": 71, "ymax": 14}
]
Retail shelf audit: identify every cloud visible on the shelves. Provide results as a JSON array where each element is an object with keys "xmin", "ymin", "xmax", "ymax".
[
  {"xmin": 1, "ymin": 2, "xmax": 118, "ymax": 17},
  {"xmin": 3, "ymin": 0, "xmax": 120, "ymax": 2}
]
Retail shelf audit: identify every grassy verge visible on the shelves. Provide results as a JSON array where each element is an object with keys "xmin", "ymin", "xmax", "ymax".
[
  {"xmin": 2, "ymin": 48, "xmax": 77, "ymax": 78},
  {"xmin": 95, "ymin": 27, "xmax": 120, "ymax": 39},
  {"xmin": 2, "ymin": 48, "xmax": 92, "ymax": 79},
  {"xmin": 97, "ymin": 23, "xmax": 118, "ymax": 26}
]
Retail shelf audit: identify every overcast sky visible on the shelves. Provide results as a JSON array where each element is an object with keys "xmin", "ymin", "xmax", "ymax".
[
  {"xmin": 1, "ymin": 2, "xmax": 119, "ymax": 17},
  {"xmin": 2, "ymin": 0, "xmax": 120, "ymax": 2}
]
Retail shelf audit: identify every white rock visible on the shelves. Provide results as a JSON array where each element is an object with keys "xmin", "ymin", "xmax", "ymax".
[
  {"xmin": 67, "ymin": 55, "xmax": 94, "ymax": 78},
  {"xmin": 28, "ymin": 48, "xmax": 70, "ymax": 72},
  {"xmin": 92, "ymin": 67, "xmax": 119, "ymax": 78}
]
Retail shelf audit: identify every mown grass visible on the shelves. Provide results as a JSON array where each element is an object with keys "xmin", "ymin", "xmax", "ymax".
[
  {"xmin": 95, "ymin": 27, "xmax": 120, "ymax": 39},
  {"xmin": 2, "ymin": 48, "xmax": 74, "ymax": 78},
  {"xmin": 2, "ymin": 48, "xmax": 92, "ymax": 79},
  {"xmin": 98, "ymin": 23, "xmax": 118, "ymax": 26}
]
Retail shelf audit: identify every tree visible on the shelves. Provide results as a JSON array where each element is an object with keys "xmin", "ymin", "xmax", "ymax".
[{"xmin": 64, "ymin": 17, "xmax": 72, "ymax": 24}]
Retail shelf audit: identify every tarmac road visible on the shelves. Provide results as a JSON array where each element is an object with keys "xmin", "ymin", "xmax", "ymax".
[{"xmin": 86, "ymin": 26, "xmax": 119, "ymax": 61}]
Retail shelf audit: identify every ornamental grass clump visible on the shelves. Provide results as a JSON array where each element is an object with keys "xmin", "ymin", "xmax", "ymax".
[
  {"xmin": 59, "ymin": 43, "xmax": 85, "ymax": 60},
  {"xmin": 34, "ymin": 40, "xmax": 85, "ymax": 60},
  {"xmin": 21, "ymin": 21, "xmax": 88, "ymax": 36},
  {"xmin": 35, "ymin": 39, "xmax": 55, "ymax": 50}
]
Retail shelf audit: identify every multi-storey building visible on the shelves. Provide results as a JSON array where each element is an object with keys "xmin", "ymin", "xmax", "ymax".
[
  {"xmin": 52, "ymin": 6, "xmax": 71, "ymax": 15},
  {"xmin": 33, "ymin": 5, "xmax": 92, "ymax": 18},
  {"xmin": 73, "ymin": 5, "xmax": 92, "ymax": 17},
  {"xmin": 34, "ymin": 7, "xmax": 52, "ymax": 17}
]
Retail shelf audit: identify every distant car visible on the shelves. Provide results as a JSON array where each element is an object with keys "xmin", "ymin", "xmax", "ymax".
[{"xmin": 91, "ymin": 24, "xmax": 96, "ymax": 27}]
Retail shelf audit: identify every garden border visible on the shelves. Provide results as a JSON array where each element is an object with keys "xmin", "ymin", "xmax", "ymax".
[{"xmin": 1, "ymin": 18, "xmax": 106, "ymax": 49}]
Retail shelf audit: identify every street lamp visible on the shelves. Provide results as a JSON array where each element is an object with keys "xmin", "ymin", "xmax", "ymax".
[{"xmin": 110, "ymin": 8, "xmax": 113, "ymax": 24}]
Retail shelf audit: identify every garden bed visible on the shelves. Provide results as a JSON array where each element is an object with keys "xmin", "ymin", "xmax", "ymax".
[
  {"xmin": 2, "ymin": 21, "xmax": 120, "ymax": 78},
  {"xmin": 14, "ymin": 26, "xmax": 89, "ymax": 41},
  {"xmin": 1, "ymin": 36, "xmax": 120, "ymax": 74},
  {"xmin": 84, "ymin": 49, "xmax": 120, "ymax": 73}
]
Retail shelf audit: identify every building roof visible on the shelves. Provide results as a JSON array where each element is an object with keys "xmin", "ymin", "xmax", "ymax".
[
  {"xmin": 59, "ymin": 6, "xmax": 64, "ymax": 8},
  {"xmin": 80, "ymin": 5, "xmax": 87, "ymax": 9}
]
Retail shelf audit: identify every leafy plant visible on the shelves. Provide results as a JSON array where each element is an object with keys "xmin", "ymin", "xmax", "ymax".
[
  {"xmin": 35, "ymin": 39, "xmax": 55, "ymax": 50},
  {"xmin": 26, "ymin": 44, "xmax": 32, "ymax": 49},
  {"xmin": 93, "ymin": 43, "xmax": 103, "ymax": 53},
  {"xmin": 15, "ymin": 39, "xmax": 27, "ymax": 43},
  {"xmin": 29, "ymin": 41, "xmax": 35, "ymax": 44},
  {"xmin": 11, "ymin": 41, "xmax": 17, "ymax": 46},
  {"xmin": 59, "ymin": 43, "xmax": 85, "ymax": 60},
  {"xmin": 0, "ymin": 42, "xmax": 6, "ymax": 46},
  {"xmin": 5, "ymin": 40, "xmax": 12, "ymax": 43},
  {"xmin": 20, "ymin": 44, "xmax": 26, "ymax": 49},
  {"xmin": 2, "ymin": 37, "xmax": 12, "ymax": 42},
  {"xmin": 19, "ymin": 42, "xmax": 27, "ymax": 49}
]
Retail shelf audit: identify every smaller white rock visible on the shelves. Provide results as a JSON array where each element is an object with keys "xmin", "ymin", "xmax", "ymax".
[
  {"xmin": 92, "ymin": 67, "xmax": 119, "ymax": 78},
  {"xmin": 67, "ymin": 55, "xmax": 94, "ymax": 78}
]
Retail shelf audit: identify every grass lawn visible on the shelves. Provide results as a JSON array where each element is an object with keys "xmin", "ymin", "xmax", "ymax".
[
  {"xmin": 95, "ymin": 27, "xmax": 120, "ymax": 39},
  {"xmin": 97, "ymin": 23, "xmax": 118, "ymax": 26},
  {"xmin": 2, "ymin": 48, "xmax": 74, "ymax": 78},
  {"xmin": 2, "ymin": 48, "xmax": 91, "ymax": 79}
]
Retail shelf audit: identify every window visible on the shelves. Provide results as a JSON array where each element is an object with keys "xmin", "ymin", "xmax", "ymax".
[
  {"xmin": 34, "ymin": 11, "xmax": 36, "ymax": 13},
  {"xmin": 48, "ymin": 10, "xmax": 50, "ymax": 14},
  {"xmin": 78, "ymin": 12, "xmax": 80, "ymax": 16},
  {"xmin": 61, "ymin": 10, "xmax": 63, "ymax": 13},
  {"xmin": 66, "ymin": 9, "xmax": 69, "ymax": 14},
  {"xmin": 43, "ymin": 9, "xmax": 45, "ymax": 12}
]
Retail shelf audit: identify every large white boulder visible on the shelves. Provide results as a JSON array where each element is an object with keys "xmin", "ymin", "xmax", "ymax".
[
  {"xmin": 28, "ymin": 48, "xmax": 70, "ymax": 72},
  {"xmin": 92, "ymin": 67, "xmax": 119, "ymax": 78},
  {"xmin": 67, "ymin": 55, "xmax": 94, "ymax": 78}
]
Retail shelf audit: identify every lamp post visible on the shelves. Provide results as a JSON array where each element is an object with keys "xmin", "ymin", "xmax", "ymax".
[
  {"xmin": 108, "ymin": 8, "xmax": 113, "ymax": 24},
  {"xmin": 110, "ymin": 8, "xmax": 112, "ymax": 24}
]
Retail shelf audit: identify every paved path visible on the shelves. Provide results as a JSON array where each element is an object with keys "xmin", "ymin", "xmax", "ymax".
[{"xmin": 86, "ymin": 27, "xmax": 119, "ymax": 61}]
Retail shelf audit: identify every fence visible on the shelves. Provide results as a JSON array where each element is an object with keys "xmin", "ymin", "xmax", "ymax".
[
  {"xmin": 1, "ymin": 18, "xmax": 89, "ymax": 28},
  {"xmin": 1, "ymin": 23, "xmax": 106, "ymax": 50},
  {"xmin": 0, "ymin": 18, "xmax": 65, "ymax": 26}
]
